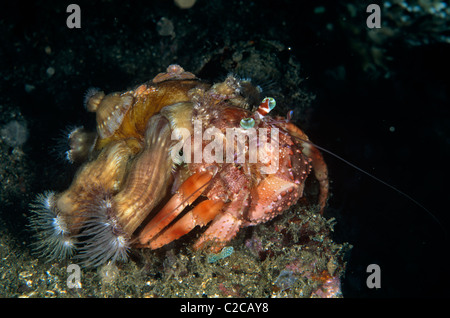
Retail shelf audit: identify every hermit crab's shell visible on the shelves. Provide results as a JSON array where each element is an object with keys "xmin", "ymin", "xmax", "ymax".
[{"xmin": 152, "ymin": 64, "xmax": 196, "ymax": 83}]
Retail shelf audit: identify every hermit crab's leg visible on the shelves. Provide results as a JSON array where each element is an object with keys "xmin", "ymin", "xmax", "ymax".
[
  {"xmin": 284, "ymin": 122, "xmax": 329, "ymax": 213},
  {"xmin": 192, "ymin": 212, "xmax": 242, "ymax": 253},
  {"xmin": 146, "ymin": 199, "xmax": 224, "ymax": 249},
  {"xmin": 138, "ymin": 170, "xmax": 215, "ymax": 246},
  {"xmin": 192, "ymin": 191, "xmax": 250, "ymax": 253}
]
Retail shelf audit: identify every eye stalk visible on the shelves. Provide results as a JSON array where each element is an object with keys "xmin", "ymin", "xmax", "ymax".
[
  {"xmin": 256, "ymin": 97, "xmax": 276, "ymax": 119},
  {"xmin": 240, "ymin": 117, "xmax": 255, "ymax": 129},
  {"xmin": 263, "ymin": 97, "xmax": 276, "ymax": 110}
]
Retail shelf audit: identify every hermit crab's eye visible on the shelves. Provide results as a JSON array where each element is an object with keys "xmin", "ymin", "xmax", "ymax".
[
  {"xmin": 240, "ymin": 117, "xmax": 255, "ymax": 129},
  {"xmin": 263, "ymin": 97, "xmax": 276, "ymax": 110},
  {"xmin": 256, "ymin": 97, "xmax": 276, "ymax": 119}
]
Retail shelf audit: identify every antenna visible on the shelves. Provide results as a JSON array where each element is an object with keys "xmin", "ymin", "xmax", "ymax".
[{"xmin": 297, "ymin": 137, "xmax": 447, "ymax": 239}]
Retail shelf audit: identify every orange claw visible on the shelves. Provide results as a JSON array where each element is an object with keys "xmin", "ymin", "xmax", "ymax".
[
  {"xmin": 138, "ymin": 170, "xmax": 214, "ymax": 245},
  {"xmin": 148, "ymin": 199, "xmax": 224, "ymax": 249}
]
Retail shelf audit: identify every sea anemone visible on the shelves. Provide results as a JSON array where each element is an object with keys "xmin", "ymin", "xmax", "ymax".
[
  {"xmin": 53, "ymin": 125, "xmax": 97, "ymax": 164},
  {"xmin": 75, "ymin": 191, "xmax": 130, "ymax": 268},
  {"xmin": 65, "ymin": 126, "xmax": 97, "ymax": 164},
  {"xmin": 29, "ymin": 191, "xmax": 76, "ymax": 261},
  {"xmin": 83, "ymin": 87, "xmax": 104, "ymax": 111}
]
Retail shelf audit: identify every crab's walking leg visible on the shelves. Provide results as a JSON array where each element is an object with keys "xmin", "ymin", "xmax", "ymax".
[
  {"xmin": 138, "ymin": 171, "xmax": 214, "ymax": 246},
  {"xmin": 193, "ymin": 191, "xmax": 249, "ymax": 252},
  {"xmin": 147, "ymin": 199, "xmax": 224, "ymax": 249},
  {"xmin": 192, "ymin": 212, "xmax": 242, "ymax": 253},
  {"xmin": 285, "ymin": 123, "xmax": 329, "ymax": 213}
]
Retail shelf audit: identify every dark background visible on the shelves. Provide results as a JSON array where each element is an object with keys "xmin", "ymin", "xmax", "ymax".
[{"xmin": 1, "ymin": 0, "xmax": 449, "ymax": 297}]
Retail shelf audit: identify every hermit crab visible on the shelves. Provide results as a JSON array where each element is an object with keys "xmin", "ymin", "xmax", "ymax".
[{"xmin": 29, "ymin": 65, "xmax": 329, "ymax": 267}]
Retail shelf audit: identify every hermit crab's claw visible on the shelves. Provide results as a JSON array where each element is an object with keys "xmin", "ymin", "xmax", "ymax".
[{"xmin": 138, "ymin": 170, "xmax": 223, "ymax": 249}]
